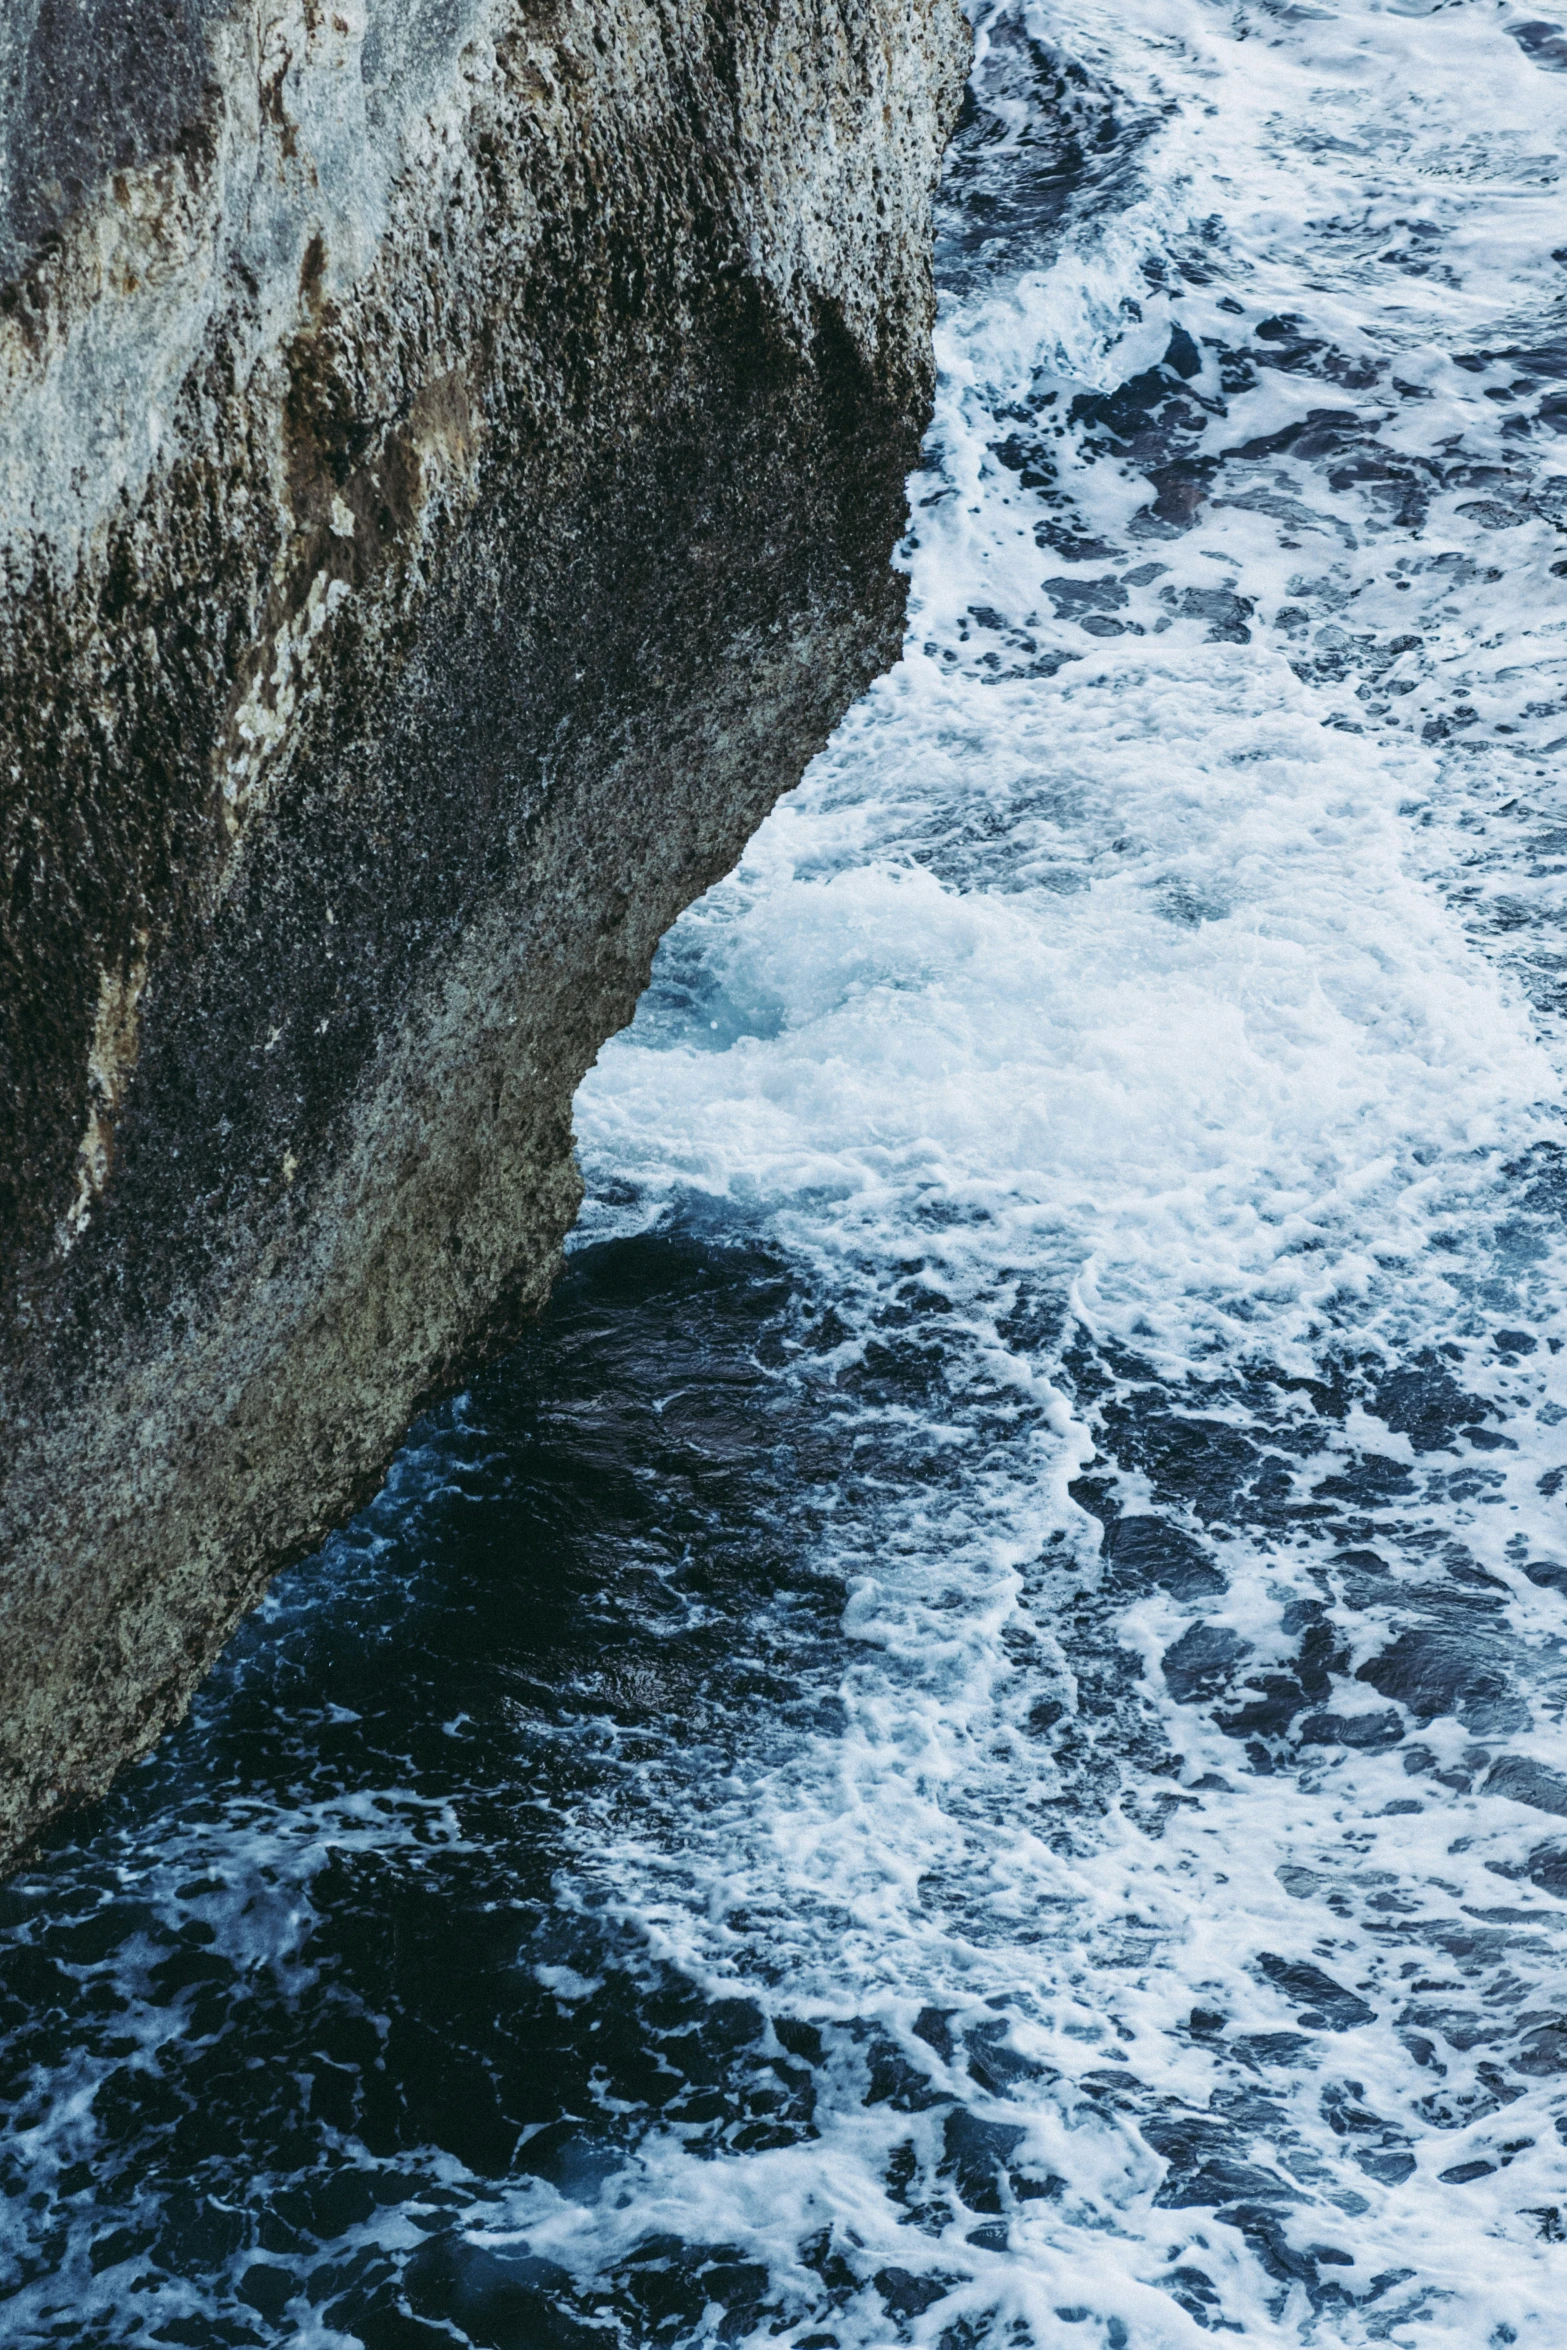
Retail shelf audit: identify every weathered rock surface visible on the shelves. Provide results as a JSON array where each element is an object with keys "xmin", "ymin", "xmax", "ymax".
[{"xmin": 0, "ymin": 0, "xmax": 968, "ymax": 1869}]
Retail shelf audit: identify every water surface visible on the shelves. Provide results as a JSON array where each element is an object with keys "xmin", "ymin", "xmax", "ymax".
[{"xmin": 9, "ymin": 3, "xmax": 1567, "ymax": 2341}]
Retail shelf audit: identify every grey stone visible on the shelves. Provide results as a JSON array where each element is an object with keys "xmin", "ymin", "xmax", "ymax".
[{"xmin": 0, "ymin": 0, "xmax": 970, "ymax": 1868}]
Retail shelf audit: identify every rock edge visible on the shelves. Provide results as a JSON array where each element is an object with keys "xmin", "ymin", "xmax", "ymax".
[{"xmin": 0, "ymin": 0, "xmax": 969, "ymax": 1869}]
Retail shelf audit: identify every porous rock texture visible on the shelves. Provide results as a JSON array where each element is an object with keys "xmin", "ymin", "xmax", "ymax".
[{"xmin": 0, "ymin": 0, "xmax": 969, "ymax": 1869}]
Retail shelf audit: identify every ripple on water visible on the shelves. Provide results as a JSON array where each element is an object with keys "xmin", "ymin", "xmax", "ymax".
[{"xmin": 10, "ymin": 1, "xmax": 1567, "ymax": 2342}]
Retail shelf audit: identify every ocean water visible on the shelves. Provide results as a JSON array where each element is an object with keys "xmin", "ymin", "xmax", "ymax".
[{"xmin": 8, "ymin": 2, "xmax": 1567, "ymax": 2341}]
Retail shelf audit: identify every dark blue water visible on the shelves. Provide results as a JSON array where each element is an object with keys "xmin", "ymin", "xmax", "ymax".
[
  {"xmin": 11, "ymin": 4, "xmax": 1567, "ymax": 2341},
  {"xmin": 1, "ymin": 1238, "xmax": 864, "ymax": 2344}
]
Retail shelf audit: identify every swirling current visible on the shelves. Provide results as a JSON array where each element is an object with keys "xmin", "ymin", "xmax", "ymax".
[{"xmin": 10, "ymin": 2, "xmax": 1567, "ymax": 2341}]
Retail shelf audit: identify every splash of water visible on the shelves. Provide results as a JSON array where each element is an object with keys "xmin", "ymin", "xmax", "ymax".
[{"xmin": 8, "ymin": 4, "xmax": 1567, "ymax": 2343}]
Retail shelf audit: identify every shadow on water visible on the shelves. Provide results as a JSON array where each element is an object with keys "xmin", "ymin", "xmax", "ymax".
[{"xmin": 0, "ymin": 1236, "xmax": 860, "ymax": 2348}]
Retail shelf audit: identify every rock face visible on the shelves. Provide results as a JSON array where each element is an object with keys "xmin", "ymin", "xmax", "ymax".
[{"xmin": 0, "ymin": 0, "xmax": 968, "ymax": 1869}]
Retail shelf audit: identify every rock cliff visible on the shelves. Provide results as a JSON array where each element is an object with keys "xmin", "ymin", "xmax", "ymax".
[{"xmin": 0, "ymin": 0, "xmax": 968, "ymax": 1869}]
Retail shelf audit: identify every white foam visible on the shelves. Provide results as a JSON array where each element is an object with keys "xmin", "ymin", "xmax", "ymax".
[{"xmin": 562, "ymin": 2, "xmax": 1567, "ymax": 2337}]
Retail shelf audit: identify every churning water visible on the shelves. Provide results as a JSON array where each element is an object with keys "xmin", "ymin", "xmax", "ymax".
[{"xmin": 10, "ymin": 2, "xmax": 1567, "ymax": 2340}]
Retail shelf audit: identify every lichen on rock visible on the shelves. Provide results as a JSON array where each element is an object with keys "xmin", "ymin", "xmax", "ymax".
[{"xmin": 0, "ymin": 0, "xmax": 969, "ymax": 1871}]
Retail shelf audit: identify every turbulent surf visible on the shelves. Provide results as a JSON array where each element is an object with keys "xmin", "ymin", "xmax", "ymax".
[{"xmin": 8, "ymin": 2, "xmax": 1567, "ymax": 2342}]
